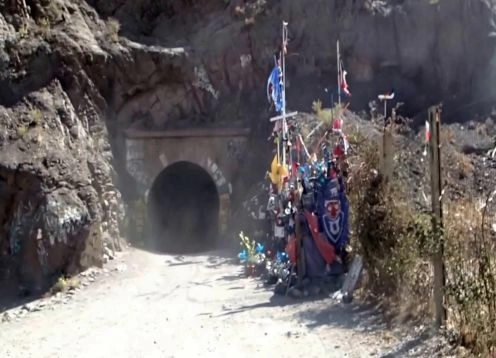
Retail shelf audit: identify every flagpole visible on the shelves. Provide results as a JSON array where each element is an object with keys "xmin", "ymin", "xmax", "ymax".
[
  {"xmin": 282, "ymin": 21, "xmax": 287, "ymax": 170},
  {"xmin": 337, "ymin": 40, "xmax": 341, "ymax": 108}
]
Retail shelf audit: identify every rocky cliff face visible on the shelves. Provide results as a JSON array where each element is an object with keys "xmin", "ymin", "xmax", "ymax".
[
  {"xmin": 91, "ymin": 0, "xmax": 496, "ymax": 119},
  {"xmin": 1, "ymin": 0, "xmax": 496, "ymax": 292}
]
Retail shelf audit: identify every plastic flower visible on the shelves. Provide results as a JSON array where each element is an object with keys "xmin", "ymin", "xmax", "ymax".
[
  {"xmin": 238, "ymin": 250, "xmax": 248, "ymax": 263},
  {"xmin": 276, "ymin": 251, "xmax": 288, "ymax": 263},
  {"xmin": 255, "ymin": 242, "xmax": 264, "ymax": 254}
]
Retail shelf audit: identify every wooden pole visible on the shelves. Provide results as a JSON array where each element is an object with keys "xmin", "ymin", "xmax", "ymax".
[
  {"xmin": 380, "ymin": 110, "xmax": 393, "ymax": 183},
  {"xmin": 428, "ymin": 105, "xmax": 447, "ymax": 328}
]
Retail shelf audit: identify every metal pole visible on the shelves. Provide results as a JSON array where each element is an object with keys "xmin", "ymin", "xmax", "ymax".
[
  {"xmin": 382, "ymin": 106, "xmax": 388, "ymax": 183},
  {"xmin": 337, "ymin": 40, "xmax": 341, "ymax": 108},
  {"xmin": 429, "ymin": 105, "xmax": 446, "ymax": 328},
  {"xmin": 281, "ymin": 21, "xmax": 287, "ymax": 169}
]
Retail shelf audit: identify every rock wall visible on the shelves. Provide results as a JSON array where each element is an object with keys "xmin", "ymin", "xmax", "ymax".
[
  {"xmin": 1, "ymin": 0, "xmax": 496, "ymax": 291},
  {"xmin": 90, "ymin": 0, "xmax": 496, "ymax": 118},
  {"xmin": 0, "ymin": 1, "xmax": 124, "ymax": 291}
]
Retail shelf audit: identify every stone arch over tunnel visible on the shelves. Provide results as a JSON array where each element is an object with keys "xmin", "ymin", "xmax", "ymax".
[{"xmin": 147, "ymin": 161, "xmax": 220, "ymax": 253}]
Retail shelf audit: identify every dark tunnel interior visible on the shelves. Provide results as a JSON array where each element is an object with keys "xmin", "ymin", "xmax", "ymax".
[{"xmin": 147, "ymin": 161, "xmax": 220, "ymax": 254}]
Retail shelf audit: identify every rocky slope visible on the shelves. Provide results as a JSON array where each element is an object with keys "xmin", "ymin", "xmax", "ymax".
[{"xmin": 1, "ymin": 0, "xmax": 496, "ymax": 293}]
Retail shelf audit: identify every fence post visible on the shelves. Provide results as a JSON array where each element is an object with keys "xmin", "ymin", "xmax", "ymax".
[
  {"xmin": 428, "ymin": 105, "xmax": 447, "ymax": 327},
  {"xmin": 379, "ymin": 116, "xmax": 393, "ymax": 183}
]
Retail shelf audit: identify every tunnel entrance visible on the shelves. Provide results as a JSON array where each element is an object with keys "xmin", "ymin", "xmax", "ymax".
[{"xmin": 147, "ymin": 161, "xmax": 220, "ymax": 253}]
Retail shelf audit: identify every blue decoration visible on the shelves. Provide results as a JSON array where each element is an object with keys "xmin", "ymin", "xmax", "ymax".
[
  {"xmin": 267, "ymin": 65, "xmax": 283, "ymax": 113},
  {"xmin": 255, "ymin": 242, "xmax": 265, "ymax": 254},
  {"xmin": 238, "ymin": 250, "xmax": 248, "ymax": 263},
  {"xmin": 276, "ymin": 251, "xmax": 288, "ymax": 263},
  {"xmin": 317, "ymin": 177, "xmax": 349, "ymax": 252}
]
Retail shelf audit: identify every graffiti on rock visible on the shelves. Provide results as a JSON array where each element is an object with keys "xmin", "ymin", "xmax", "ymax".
[
  {"xmin": 126, "ymin": 139, "xmax": 150, "ymax": 189},
  {"xmin": 8, "ymin": 202, "xmax": 26, "ymax": 255},
  {"xmin": 193, "ymin": 65, "xmax": 219, "ymax": 99},
  {"xmin": 42, "ymin": 200, "xmax": 89, "ymax": 247},
  {"xmin": 8, "ymin": 196, "xmax": 90, "ymax": 276},
  {"xmin": 36, "ymin": 228, "xmax": 48, "ymax": 275},
  {"xmin": 240, "ymin": 54, "xmax": 252, "ymax": 69}
]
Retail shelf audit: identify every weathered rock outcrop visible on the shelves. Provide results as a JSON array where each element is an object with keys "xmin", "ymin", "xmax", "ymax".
[
  {"xmin": 90, "ymin": 0, "xmax": 496, "ymax": 119},
  {"xmin": 1, "ymin": 0, "xmax": 496, "ymax": 292}
]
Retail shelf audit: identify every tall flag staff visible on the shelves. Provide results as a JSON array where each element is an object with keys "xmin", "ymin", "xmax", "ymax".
[
  {"xmin": 281, "ymin": 21, "xmax": 289, "ymax": 170},
  {"xmin": 337, "ymin": 40, "xmax": 341, "ymax": 108},
  {"xmin": 267, "ymin": 21, "xmax": 297, "ymax": 192}
]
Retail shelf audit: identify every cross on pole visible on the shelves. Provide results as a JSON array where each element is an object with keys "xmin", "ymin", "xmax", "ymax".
[
  {"xmin": 378, "ymin": 92, "xmax": 395, "ymax": 120},
  {"xmin": 269, "ymin": 111, "xmax": 298, "ymax": 123},
  {"xmin": 269, "ymin": 111, "xmax": 298, "ymax": 168}
]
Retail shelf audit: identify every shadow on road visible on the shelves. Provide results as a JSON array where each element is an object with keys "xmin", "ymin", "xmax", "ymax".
[
  {"xmin": 0, "ymin": 278, "xmax": 45, "ymax": 314},
  {"xmin": 380, "ymin": 331, "xmax": 431, "ymax": 358},
  {"xmin": 220, "ymin": 293, "xmax": 386, "ymax": 332}
]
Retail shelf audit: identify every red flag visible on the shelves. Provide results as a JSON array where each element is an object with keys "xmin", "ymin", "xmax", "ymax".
[
  {"xmin": 291, "ymin": 162, "xmax": 299, "ymax": 177},
  {"xmin": 425, "ymin": 120, "xmax": 430, "ymax": 143},
  {"xmin": 339, "ymin": 59, "xmax": 351, "ymax": 97},
  {"xmin": 423, "ymin": 120, "xmax": 430, "ymax": 156}
]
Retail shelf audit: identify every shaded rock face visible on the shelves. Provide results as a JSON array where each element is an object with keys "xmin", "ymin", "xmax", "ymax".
[
  {"xmin": 0, "ymin": 79, "xmax": 118, "ymax": 291},
  {"xmin": 91, "ymin": 0, "xmax": 496, "ymax": 120},
  {"xmin": 0, "ymin": 0, "xmax": 496, "ymax": 291}
]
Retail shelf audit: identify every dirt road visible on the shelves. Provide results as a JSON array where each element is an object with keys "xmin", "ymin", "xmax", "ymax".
[{"xmin": 0, "ymin": 248, "xmax": 449, "ymax": 358}]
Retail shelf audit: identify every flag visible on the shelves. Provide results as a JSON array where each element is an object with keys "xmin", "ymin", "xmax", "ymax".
[
  {"xmin": 332, "ymin": 117, "xmax": 342, "ymax": 132},
  {"xmin": 425, "ymin": 120, "xmax": 430, "ymax": 143},
  {"xmin": 423, "ymin": 120, "xmax": 430, "ymax": 156},
  {"xmin": 267, "ymin": 65, "xmax": 283, "ymax": 113},
  {"xmin": 338, "ymin": 59, "xmax": 351, "ymax": 97}
]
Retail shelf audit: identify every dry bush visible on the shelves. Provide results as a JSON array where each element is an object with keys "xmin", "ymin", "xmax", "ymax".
[
  {"xmin": 451, "ymin": 151, "xmax": 474, "ymax": 179},
  {"xmin": 440, "ymin": 127, "xmax": 455, "ymax": 144},
  {"xmin": 444, "ymin": 196, "xmax": 496, "ymax": 354},
  {"xmin": 348, "ymin": 137, "xmax": 496, "ymax": 354},
  {"xmin": 311, "ymin": 99, "xmax": 340, "ymax": 125},
  {"xmin": 347, "ymin": 141, "xmax": 432, "ymax": 304}
]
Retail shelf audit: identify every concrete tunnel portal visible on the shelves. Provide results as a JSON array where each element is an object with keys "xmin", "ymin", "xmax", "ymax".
[
  {"xmin": 148, "ymin": 161, "xmax": 220, "ymax": 253},
  {"xmin": 125, "ymin": 127, "xmax": 250, "ymax": 254}
]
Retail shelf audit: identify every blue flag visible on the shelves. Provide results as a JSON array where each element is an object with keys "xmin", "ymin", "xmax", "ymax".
[{"xmin": 267, "ymin": 65, "xmax": 283, "ymax": 113}]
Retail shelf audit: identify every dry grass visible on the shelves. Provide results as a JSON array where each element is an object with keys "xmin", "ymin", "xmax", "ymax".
[
  {"xmin": 348, "ymin": 137, "xmax": 496, "ymax": 354},
  {"xmin": 452, "ymin": 151, "xmax": 474, "ymax": 179},
  {"xmin": 16, "ymin": 125, "xmax": 28, "ymax": 138},
  {"xmin": 49, "ymin": 276, "xmax": 80, "ymax": 295},
  {"xmin": 440, "ymin": 127, "xmax": 456, "ymax": 144},
  {"xmin": 311, "ymin": 99, "xmax": 341, "ymax": 125},
  {"xmin": 106, "ymin": 18, "xmax": 120, "ymax": 43},
  {"xmin": 30, "ymin": 108, "xmax": 42, "ymax": 126},
  {"xmin": 444, "ymin": 197, "xmax": 496, "ymax": 354}
]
